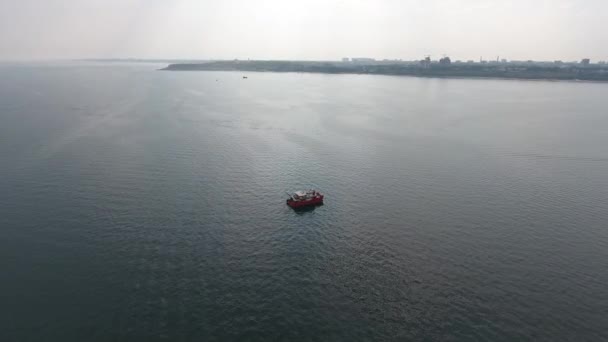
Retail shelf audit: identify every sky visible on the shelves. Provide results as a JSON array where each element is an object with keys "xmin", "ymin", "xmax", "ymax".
[{"xmin": 0, "ymin": 0, "xmax": 606, "ymax": 61}]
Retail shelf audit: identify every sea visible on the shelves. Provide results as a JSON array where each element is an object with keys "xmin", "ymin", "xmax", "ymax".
[{"xmin": 1, "ymin": 62, "xmax": 607, "ymax": 341}]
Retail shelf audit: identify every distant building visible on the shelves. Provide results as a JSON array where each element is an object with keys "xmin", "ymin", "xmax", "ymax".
[
  {"xmin": 351, "ymin": 58, "xmax": 375, "ymax": 63},
  {"xmin": 501, "ymin": 59, "xmax": 508, "ymax": 63},
  {"xmin": 581, "ymin": 58, "xmax": 591, "ymax": 66},
  {"xmin": 439, "ymin": 56, "xmax": 451, "ymax": 65},
  {"xmin": 342, "ymin": 58, "xmax": 350, "ymax": 62}
]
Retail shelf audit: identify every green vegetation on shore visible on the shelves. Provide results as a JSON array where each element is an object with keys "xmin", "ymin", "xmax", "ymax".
[{"xmin": 162, "ymin": 60, "xmax": 608, "ymax": 81}]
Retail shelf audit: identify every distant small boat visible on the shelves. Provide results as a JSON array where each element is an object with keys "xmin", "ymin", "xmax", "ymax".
[
  {"xmin": 243, "ymin": 76, "xmax": 248, "ymax": 79},
  {"xmin": 286, "ymin": 190, "xmax": 324, "ymax": 208}
]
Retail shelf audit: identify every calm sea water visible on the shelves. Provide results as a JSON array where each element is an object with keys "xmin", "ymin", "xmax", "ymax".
[{"xmin": 1, "ymin": 62, "xmax": 607, "ymax": 341}]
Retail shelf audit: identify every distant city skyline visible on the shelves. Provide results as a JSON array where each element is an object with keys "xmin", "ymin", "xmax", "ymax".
[
  {"xmin": 87, "ymin": 56, "xmax": 606, "ymax": 64},
  {"xmin": 1, "ymin": 0, "xmax": 607, "ymax": 61}
]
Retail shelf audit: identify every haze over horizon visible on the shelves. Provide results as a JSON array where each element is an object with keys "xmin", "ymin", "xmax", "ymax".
[{"xmin": 1, "ymin": 0, "xmax": 607, "ymax": 62}]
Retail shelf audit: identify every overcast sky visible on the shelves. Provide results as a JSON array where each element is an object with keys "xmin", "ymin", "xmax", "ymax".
[{"xmin": 0, "ymin": 0, "xmax": 606, "ymax": 61}]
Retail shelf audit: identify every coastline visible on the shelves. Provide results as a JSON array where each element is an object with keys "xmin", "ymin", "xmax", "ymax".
[{"xmin": 161, "ymin": 60, "xmax": 608, "ymax": 83}]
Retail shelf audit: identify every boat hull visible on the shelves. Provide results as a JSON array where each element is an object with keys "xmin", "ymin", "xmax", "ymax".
[{"xmin": 286, "ymin": 196, "xmax": 324, "ymax": 208}]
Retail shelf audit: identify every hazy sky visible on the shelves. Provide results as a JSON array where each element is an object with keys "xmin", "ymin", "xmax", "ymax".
[{"xmin": 0, "ymin": 0, "xmax": 606, "ymax": 61}]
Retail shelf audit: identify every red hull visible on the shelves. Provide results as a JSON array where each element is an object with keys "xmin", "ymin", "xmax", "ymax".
[{"xmin": 287, "ymin": 195, "xmax": 324, "ymax": 208}]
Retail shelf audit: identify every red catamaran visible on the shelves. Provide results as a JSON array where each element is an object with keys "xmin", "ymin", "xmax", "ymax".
[{"xmin": 286, "ymin": 190, "xmax": 324, "ymax": 208}]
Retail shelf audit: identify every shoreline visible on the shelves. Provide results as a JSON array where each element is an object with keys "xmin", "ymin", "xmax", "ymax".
[
  {"xmin": 161, "ymin": 60, "xmax": 608, "ymax": 83},
  {"xmin": 161, "ymin": 66, "xmax": 608, "ymax": 84}
]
